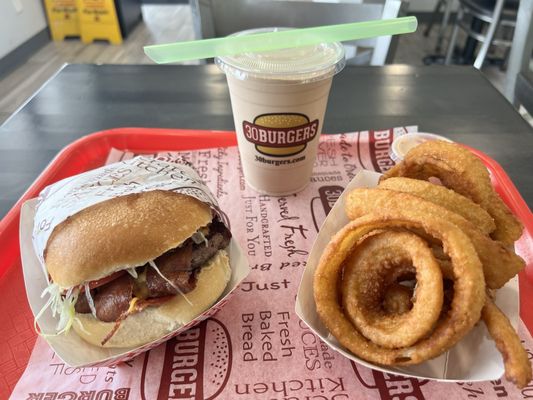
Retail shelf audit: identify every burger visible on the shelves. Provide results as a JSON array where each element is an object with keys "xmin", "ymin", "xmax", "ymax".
[{"xmin": 40, "ymin": 190, "xmax": 232, "ymax": 348}]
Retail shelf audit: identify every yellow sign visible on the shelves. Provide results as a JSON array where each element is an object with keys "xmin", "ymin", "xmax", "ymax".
[
  {"xmin": 77, "ymin": 0, "xmax": 122, "ymax": 44},
  {"xmin": 44, "ymin": 0, "xmax": 80, "ymax": 41}
]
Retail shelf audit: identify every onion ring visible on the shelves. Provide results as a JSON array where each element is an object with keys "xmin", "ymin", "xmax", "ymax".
[
  {"xmin": 345, "ymin": 188, "xmax": 524, "ymax": 289},
  {"xmin": 482, "ymin": 297, "xmax": 532, "ymax": 388},
  {"xmin": 430, "ymin": 257, "xmax": 530, "ymax": 387},
  {"xmin": 342, "ymin": 234, "xmax": 530, "ymax": 386},
  {"xmin": 383, "ymin": 284, "xmax": 413, "ymax": 315},
  {"xmin": 382, "ymin": 275, "xmax": 455, "ymax": 323},
  {"xmin": 313, "ymin": 210, "xmax": 485, "ymax": 365},
  {"xmin": 341, "ymin": 230, "xmax": 443, "ymax": 348},
  {"xmin": 381, "ymin": 274, "xmax": 455, "ymax": 321},
  {"xmin": 378, "ymin": 177, "xmax": 496, "ymax": 235},
  {"xmin": 381, "ymin": 140, "xmax": 522, "ymax": 245}
]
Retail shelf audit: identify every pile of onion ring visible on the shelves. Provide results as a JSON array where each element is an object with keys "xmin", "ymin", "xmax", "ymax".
[{"xmin": 313, "ymin": 141, "xmax": 531, "ymax": 388}]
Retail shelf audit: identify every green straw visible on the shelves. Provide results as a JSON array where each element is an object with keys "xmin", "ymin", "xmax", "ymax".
[{"xmin": 144, "ymin": 17, "xmax": 417, "ymax": 64}]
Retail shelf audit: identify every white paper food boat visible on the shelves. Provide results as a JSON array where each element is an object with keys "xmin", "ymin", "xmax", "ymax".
[
  {"xmin": 295, "ymin": 170, "xmax": 518, "ymax": 382},
  {"xmin": 20, "ymin": 199, "xmax": 249, "ymax": 368},
  {"xmin": 19, "ymin": 156, "xmax": 250, "ymax": 367}
]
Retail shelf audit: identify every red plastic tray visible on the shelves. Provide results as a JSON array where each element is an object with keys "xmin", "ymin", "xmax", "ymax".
[
  {"xmin": 0, "ymin": 128, "xmax": 237, "ymax": 398},
  {"xmin": 0, "ymin": 128, "xmax": 531, "ymax": 398}
]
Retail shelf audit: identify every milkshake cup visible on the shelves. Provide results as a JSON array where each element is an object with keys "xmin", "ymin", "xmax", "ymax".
[{"xmin": 216, "ymin": 28, "xmax": 345, "ymax": 195}]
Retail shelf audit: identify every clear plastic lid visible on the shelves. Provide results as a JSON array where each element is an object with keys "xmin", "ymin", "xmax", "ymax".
[{"xmin": 215, "ymin": 28, "xmax": 345, "ymax": 83}]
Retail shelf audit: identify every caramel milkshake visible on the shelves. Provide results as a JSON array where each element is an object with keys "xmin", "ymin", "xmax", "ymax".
[{"xmin": 216, "ymin": 28, "xmax": 345, "ymax": 195}]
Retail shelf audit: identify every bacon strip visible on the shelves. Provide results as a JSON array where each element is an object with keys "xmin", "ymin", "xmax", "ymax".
[
  {"xmin": 80, "ymin": 270, "xmax": 127, "ymax": 293},
  {"xmin": 145, "ymin": 220, "xmax": 231, "ymax": 297}
]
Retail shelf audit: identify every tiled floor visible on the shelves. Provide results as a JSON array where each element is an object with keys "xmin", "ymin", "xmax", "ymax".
[
  {"xmin": 0, "ymin": 5, "xmax": 196, "ymax": 124},
  {"xmin": 0, "ymin": 4, "xmax": 531, "ymax": 126}
]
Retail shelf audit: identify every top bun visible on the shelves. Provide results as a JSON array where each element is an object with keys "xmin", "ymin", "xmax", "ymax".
[{"xmin": 45, "ymin": 190, "xmax": 212, "ymax": 288}]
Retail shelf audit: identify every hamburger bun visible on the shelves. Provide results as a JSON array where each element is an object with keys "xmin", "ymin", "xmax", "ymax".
[
  {"xmin": 72, "ymin": 249, "xmax": 231, "ymax": 348},
  {"xmin": 45, "ymin": 190, "xmax": 213, "ymax": 288}
]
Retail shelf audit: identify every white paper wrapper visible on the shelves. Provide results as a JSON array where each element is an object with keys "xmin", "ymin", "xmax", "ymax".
[
  {"xmin": 32, "ymin": 156, "xmax": 227, "ymax": 272},
  {"xmin": 295, "ymin": 169, "xmax": 519, "ymax": 382},
  {"xmin": 20, "ymin": 156, "xmax": 250, "ymax": 367}
]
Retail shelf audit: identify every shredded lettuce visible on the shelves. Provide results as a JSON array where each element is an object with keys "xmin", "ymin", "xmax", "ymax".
[
  {"xmin": 34, "ymin": 283, "xmax": 80, "ymax": 336},
  {"xmin": 57, "ymin": 290, "xmax": 78, "ymax": 335},
  {"xmin": 35, "ymin": 259, "xmax": 192, "ymax": 338},
  {"xmin": 73, "ymin": 317, "xmax": 91, "ymax": 335},
  {"xmin": 84, "ymin": 283, "xmax": 97, "ymax": 318},
  {"xmin": 191, "ymin": 231, "xmax": 208, "ymax": 247},
  {"xmin": 148, "ymin": 260, "xmax": 193, "ymax": 306},
  {"xmin": 126, "ymin": 267, "xmax": 138, "ymax": 279}
]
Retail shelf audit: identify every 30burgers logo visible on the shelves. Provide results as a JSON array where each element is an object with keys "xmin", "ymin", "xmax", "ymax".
[
  {"xmin": 351, "ymin": 362, "xmax": 429, "ymax": 399},
  {"xmin": 243, "ymin": 113, "xmax": 319, "ymax": 157},
  {"xmin": 153, "ymin": 318, "xmax": 232, "ymax": 400},
  {"xmin": 310, "ymin": 185, "xmax": 344, "ymax": 232}
]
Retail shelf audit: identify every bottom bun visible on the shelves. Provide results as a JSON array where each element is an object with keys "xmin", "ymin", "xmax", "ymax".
[{"xmin": 73, "ymin": 249, "xmax": 231, "ymax": 348}]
